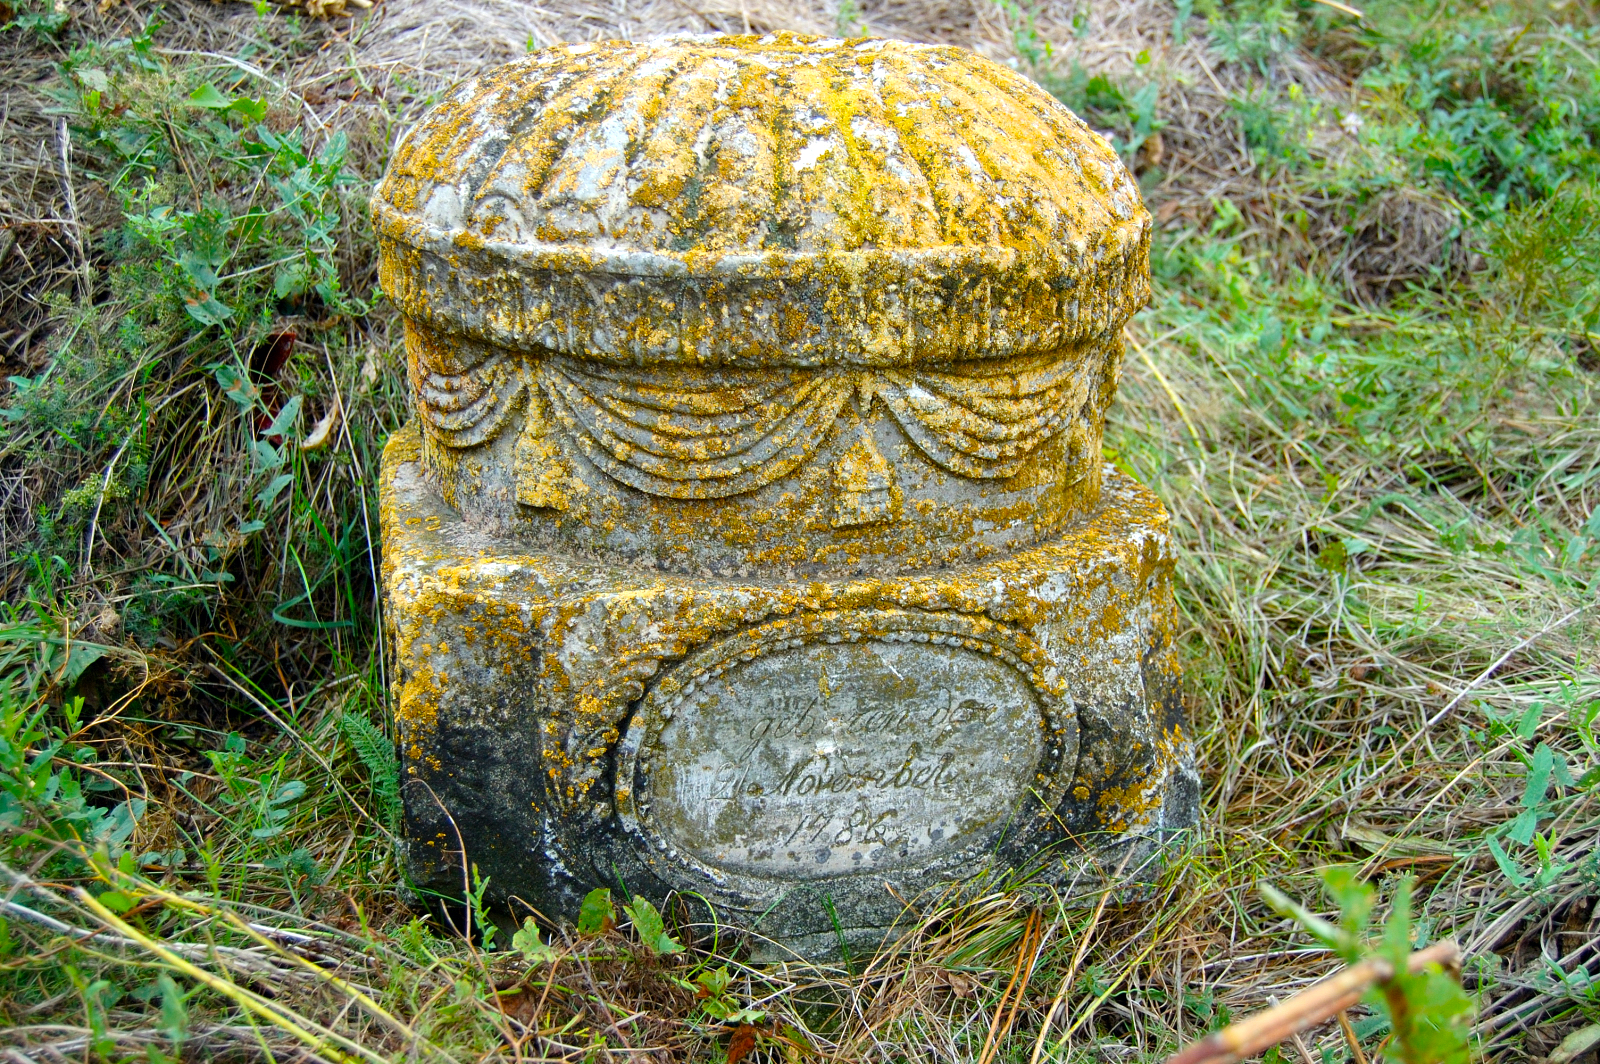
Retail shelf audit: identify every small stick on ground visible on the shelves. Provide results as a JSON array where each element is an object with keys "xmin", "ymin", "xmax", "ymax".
[
  {"xmin": 1166, "ymin": 941, "xmax": 1461, "ymax": 1064},
  {"xmin": 1337, "ymin": 1009, "xmax": 1370, "ymax": 1064}
]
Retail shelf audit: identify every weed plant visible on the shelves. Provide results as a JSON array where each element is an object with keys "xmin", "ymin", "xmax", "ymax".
[{"xmin": 0, "ymin": 0, "xmax": 1596, "ymax": 1061}]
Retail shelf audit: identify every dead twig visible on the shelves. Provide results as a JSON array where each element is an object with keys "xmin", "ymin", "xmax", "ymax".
[{"xmin": 1165, "ymin": 941, "xmax": 1462, "ymax": 1064}]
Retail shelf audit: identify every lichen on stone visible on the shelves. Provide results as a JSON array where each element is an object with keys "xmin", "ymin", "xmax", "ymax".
[
  {"xmin": 372, "ymin": 35, "xmax": 1195, "ymax": 953},
  {"xmin": 371, "ymin": 32, "xmax": 1151, "ymax": 369}
]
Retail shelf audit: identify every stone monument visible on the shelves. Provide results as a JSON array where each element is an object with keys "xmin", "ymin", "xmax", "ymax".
[{"xmin": 374, "ymin": 33, "xmax": 1198, "ymax": 956}]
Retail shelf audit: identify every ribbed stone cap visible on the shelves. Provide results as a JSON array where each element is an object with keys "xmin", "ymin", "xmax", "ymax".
[{"xmin": 372, "ymin": 33, "xmax": 1151, "ymax": 367}]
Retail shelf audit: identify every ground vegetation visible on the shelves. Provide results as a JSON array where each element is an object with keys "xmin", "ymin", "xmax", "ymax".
[{"xmin": 0, "ymin": 0, "xmax": 1596, "ymax": 1060}]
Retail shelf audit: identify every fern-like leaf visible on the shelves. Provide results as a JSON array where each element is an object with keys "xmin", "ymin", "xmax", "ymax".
[{"xmin": 338, "ymin": 711, "xmax": 401, "ymax": 832}]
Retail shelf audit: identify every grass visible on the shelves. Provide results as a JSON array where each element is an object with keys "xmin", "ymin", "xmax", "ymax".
[{"xmin": 0, "ymin": 0, "xmax": 1597, "ymax": 1060}]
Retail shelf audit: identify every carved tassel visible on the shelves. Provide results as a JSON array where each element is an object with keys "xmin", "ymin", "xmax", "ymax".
[
  {"xmin": 515, "ymin": 381, "xmax": 578, "ymax": 510},
  {"xmin": 831, "ymin": 420, "xmax": 895, "ymax": 528}
]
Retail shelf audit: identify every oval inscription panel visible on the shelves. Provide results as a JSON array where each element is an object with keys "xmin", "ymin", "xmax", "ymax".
[{"xmin": 637, "ymin": 637, "xmax": 1045, "ymax": 879}]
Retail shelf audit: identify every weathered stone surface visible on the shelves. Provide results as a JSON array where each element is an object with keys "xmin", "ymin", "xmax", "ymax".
[
  {"xmin": 373, "ymin": 33, "xmax": 1152, "ymax": 574},
  {"xmin": 373, "ymin": 35, "xmax": 1151, "ymax": 367},
  {"xmin": 382, "ymin": 423, "xmax": 1195, "ymax": 952},
  {"xmin": 373, "ymin": 32, "xmax": 1197, "ymax": 955},
  {"xmin": 630, "ymin": 632, "xmax": 1053, "ymax": 880}
]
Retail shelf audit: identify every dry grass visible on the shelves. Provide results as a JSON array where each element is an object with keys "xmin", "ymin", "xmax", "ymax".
[{"xmin": 0, "ymin": 0, "xmax": 1597, "ymax": 1061}]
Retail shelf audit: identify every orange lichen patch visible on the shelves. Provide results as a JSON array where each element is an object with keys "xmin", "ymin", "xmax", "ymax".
[
  {"xmin": 371, "ymin": 34, "xmax": 1150, "ymax": 370},
  {"xmin": 373, "ymin": 39, "xmax": 1149, "ymax": 581},
  {"xmin": 372, "ymin": 36, "xmax": 1192, "ymax": 941},
  {"xmin": 380, "ymin": 421, "xmax": 1182, "ymax": 819},
  {"xmin": 376, "ymin": 35, "xmax": 1141, "ymax": 259}
]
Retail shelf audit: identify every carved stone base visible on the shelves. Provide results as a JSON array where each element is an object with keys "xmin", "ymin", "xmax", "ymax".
[{"xmin": 382, "ymin": 420, "xmax": 1197, "ymax": 955}]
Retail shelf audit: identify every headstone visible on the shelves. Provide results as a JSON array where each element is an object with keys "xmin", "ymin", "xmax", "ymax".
[{"xmin": 374, "ymin": 32, "xmax": 1198, "ymax": 957}]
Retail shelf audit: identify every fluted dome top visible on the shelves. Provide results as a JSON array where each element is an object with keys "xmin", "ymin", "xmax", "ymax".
[{"xmin": 372, "ymin": 33, "xmax": 1152, "ymax": 367}]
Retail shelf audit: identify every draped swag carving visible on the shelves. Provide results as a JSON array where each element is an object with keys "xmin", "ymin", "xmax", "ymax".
[{"xmin": 403, "ymin": 323, "xmax": 1100, "ymax": 502}]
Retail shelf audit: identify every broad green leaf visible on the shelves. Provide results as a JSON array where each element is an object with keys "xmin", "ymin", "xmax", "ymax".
[
  {"xmin": 1486, "ymin": 835, "xmax": 1529, "ymax": 887},
  {"xmin": 1506, "ymin": 808, "xmax": 1539, "ymax": 846},
  {"xmin": 316, "ymin": 131, "xmax": 349, "ymax": 169},
  {"xmin": 512, "ymin": 917, "xmax": 559, "ymax": 963},
  {"xmin": 187, "ymin": 83, "xmax": 231, "ymax": 108},
  {"xmin": 697, "ymin": 966, "xmax": 731, "ymax": 998},
  {"xmin": 262, "ymin": 396, "xmax": 302, "ymax": 439},
  {"xmin": 274, "ymin": 261, "xmax": 311, "ymax": 299},
  {"xmin": 250, "ymin": 439, "xmax": 283, "ymax": 472},
  {"xmin": 622, "ymin": 896, "xmax": 681, "ymax": 956},
  {"xmin": 98, "ymin": 890, "xmax": 136, "ymax": 913},
  {"xmin": 696, "ymin": 967, "xmax": 761, "ymax": 1024},
  {"xmin": 1516, "ymin": 702, "xmax": 1542, "ymax": 740},
  {"xmin": 213, "ymin": 364, "xmax": 258, "ymax": 411},
  {"xmin": 185, "ymin": 294, "xmax": 233, "ymax": 327},
  {"xmin": 228, "ymin": 96, "xmax": 268, "ymax": 122},
  {"xmin": 1522, "ymin": 743, "xmax": 1554, "ymax": 808},
  {"xmin": 255, "ymin": 473, "xmax": 294, "ymax": 510},
  {"xmin": 178, "ymin": 251, "xmax": 220, "ymax": 290},
  {"xmin": 158, "ymin": 973, "xmax": 188, "ymax": 1046},
  {"xmin": 576, "ymin": 887, "xmax": 614, "ymax": 935},
  {"xmin": 61, "ymin": 643, "xmax": 105, "ymax": 686},
  {"xmin": 97, "ymin": 799, "xmax": 145, "ymax": 851},
  {"xmin": 1553, "ymin": 750, "xmax": 1576, "ymax": 788}
]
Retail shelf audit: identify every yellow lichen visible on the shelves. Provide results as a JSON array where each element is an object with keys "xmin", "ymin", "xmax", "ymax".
[{"xmin": 372, "ymin": 34, "xmax": 1190, "ymax": 902}]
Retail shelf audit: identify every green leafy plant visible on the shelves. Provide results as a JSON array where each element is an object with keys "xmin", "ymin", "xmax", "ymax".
[
  {"xmin": 467, "ymin": 864, "xmax": 497, "ymax": 950},
  {"xmin": 1341, "ymin": 4, "xmax": 1600, "ymax": 212},
  {"xmin": 5, "ymin": 29, "xmax": 388, "ymax": 667},
  {"xmin": 833, "ymin": 0, "xmax": 866, "ymax": 37},
  {"xmin": 991, "ymin": 0, "xmax": 1051, "ymax": 69},
  {"xmin": 1486, "ymin": 741, "xmax": 1576, "ymax": 890},
  {"xmin": 622, "ymin": 895, "xmax": 682, "ymax": 957},
  {"xmin": 1201, "ymin": 0, "xmax": 1304, "ymax": 70},
  {"xmin": 338, "ymin": 712, "xmax": 400, "ymax": 831},
  {"xmin": 2, "ymin": 0, "xmax": 69, "ymax": 39},
  {"xmin": 1263, "ymin": 867, "xmax": 1475, "ymax": 1064},
  {"xmin": 0, "ymin": 611, "xmax": 141, "ymax": 868},
  {"xmin": 688, "ymin": 965, "xmax": 765, "ymax": 1025},
  {"xmin": 1046, "ymin": 61, "xmax": 1165, "ymax": 161},
  {"xmin": 250, "ymin": 779, "xmax": 307, "ymax": 840},
  {"xmin": 576, "ymin": 886, "xmax": 616, "ymax": 935},
  {"xmin": 511, "ymin": 917, "xmax": 559, "ymax": 964}
]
